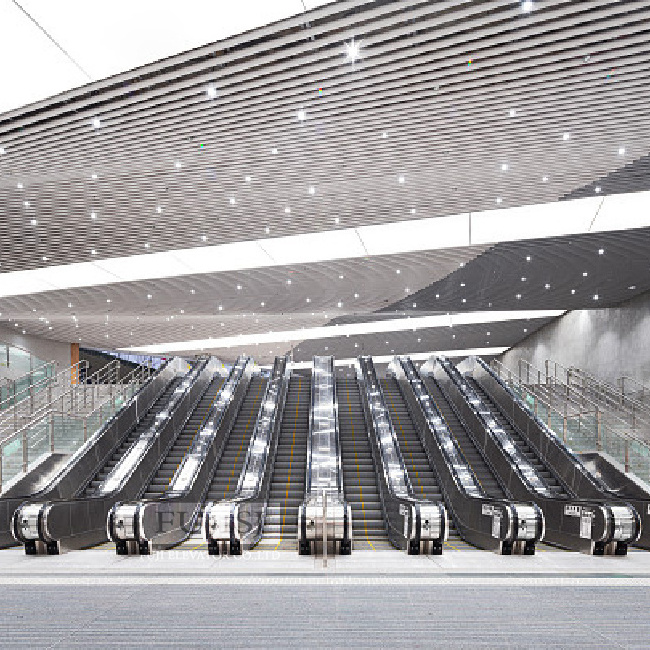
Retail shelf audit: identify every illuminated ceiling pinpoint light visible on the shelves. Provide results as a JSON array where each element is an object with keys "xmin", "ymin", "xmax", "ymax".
[
  {"xmin": 619, "ymin": 147, "xmax": 626, "ymax": 155},
  {"xmin": 0, "ymin": 147, "xmax": 5, "ymax": 154},
  {"xmin": 398, "ymin": 175, "xmax": 405, "ymax": 184},
  {"xmin": 501, "ymin": 163, "xmax": 509, "ymax": 172},
  {"xmin": 521, "ymin": 1, "xmax": 534, "ymax": 12},
  {"xmin": 297, "ymin": 109, "xmax": 306, "ymax": 121},
  {"xmin": 563, "ymin": 133, "xmax": 571, "ymax": 141},
  {"xmin": 595, "ymin": 186, "xmax": 602, "ymax": 193},
  {"xmin": 206, "ymin": 85, "xmax": 218, "ymax": 99},
  {"xmin": 16, "ymin": 183, "xmax": 23, "ymax": 189},
  {"xmin": 308, "ymin": 185, "xmax": 316, "ymax": 195},
  {"xmin": 343, "ymin": 38, "xmax": 361, "ymax": 63},
  {"xmin": 91, "ymin": 117, "xmax": 101, "ymax": 129}
]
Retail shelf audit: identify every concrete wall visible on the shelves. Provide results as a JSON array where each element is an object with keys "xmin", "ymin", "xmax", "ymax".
[
  {"xmin": 500, "ymin": 290, "xmax": 650, "ymax": 386},
  {"xmin": 0, "ymin": 324, "xmax": 71, "ymax": 380}
]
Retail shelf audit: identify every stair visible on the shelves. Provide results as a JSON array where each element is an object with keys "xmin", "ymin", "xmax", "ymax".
[
  {"xmin": 261, "ymin": 374, "xmax": 310, "ymax": 545},
  {"xmin": 83, "ymin": 376, "xmax": 182, "ymax": 496},
  {"xmin": 142, "ymin": 375, "xmax": 225, "ymax": 498},
  {"xmin": 204, "ymin": 375, "xmax": 268, "ymax": 502},
  {"xmin": 337, "ymin": 378, "xmax": 387, "ymax": 544},
  {"xmin": 380, "ymin": 377, "xmax": 461, "ymax": 543},
  {"xmin": 467, "ymin": 377, "xmax": 568, "ymax": 496},
  {"xmin": 424, "ymin": 376, "xmax": 508, "ymax": 500}
]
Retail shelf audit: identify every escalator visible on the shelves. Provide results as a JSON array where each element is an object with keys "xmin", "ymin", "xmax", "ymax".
[
  {"xmin": 260, "ymin": 374, "xmax": 310, "ymax": 549},
  {"xmin": 379, "ymin": 377, "xmax": 462, "ymax": 547},
  {"xmin": 337, "ymin": 377, "xmax": 388, "ymax": 549},
  {"xmin": 423, "ymin": 377, "xmax": 508, "ymax": 500},
  {"xmin": 466, "ymin": 378, "xmax": 568, "ymax": 497},
  {"xmin": 84, "ymin": 377, "xmax": 183, "ymax": 496},
  {"xmin": 142, "ymin": 376, "xmax": 225, "ymax": 498},
  {"xmin": 203, "ymin": 375, "xmax": 267, "ymax": 503}
]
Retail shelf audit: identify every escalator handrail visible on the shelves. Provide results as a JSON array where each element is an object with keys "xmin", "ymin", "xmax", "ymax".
[
  {"xmin": 94, "ymin": 358, "xmax": 209, "ymax": 497},
  {"xmin": 357, "ymin": 356, "xmax": 413, "ymax": 499},
  {"xmin": 476, "ymin": 356, "xmax": 612, "ymax": 495},
  {"xmin": 234, "ymin": 356, "xmax": 289, "ymax": 499},
  {"xmin": 438, "ymin": 356, "xmax": 556, "ymax": 498}
]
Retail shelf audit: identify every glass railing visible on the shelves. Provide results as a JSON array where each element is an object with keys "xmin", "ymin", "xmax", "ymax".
[
  {"xmin": 0, "ymin": 362, "xmax": 57, "ymax": 410},
  {"xmin": 0, "ymin": 366, "xmax": 148, "ymax": 493},
  {"xmin": 492, "ymin": 359, "xmax": 650, "ymax": 485}
]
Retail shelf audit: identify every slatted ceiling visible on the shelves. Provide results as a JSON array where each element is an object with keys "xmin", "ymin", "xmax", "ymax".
[
  {"xmin": 0, "ymin": 246, "xmax": 485, "ymax": 358},
  {"xmin": 562, "ymin": 153, "xmax": 650, "ymax": 200},
  {"xmin": 1, "ymin": 2, "xmax": 650, "ymax": 275},
  {"xmin": 291, "ymin": 316, "xmax": 554, "ymax": 363},
  {"xmin": 1, "ymin": 0, "xmax": 650, "ymax": 360},
  {"xmin": 384, "ymin": 227, "xmax": 650, "ymax": 315}
]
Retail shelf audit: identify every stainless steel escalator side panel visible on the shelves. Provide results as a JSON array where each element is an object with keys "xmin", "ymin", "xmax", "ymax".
[
  {"xmin": 203, "ymin": 356, "xmax": 290, "ymax": 554},
  {"xmin": 433, "ymin": 356, "xmax": 639, "ymax": 554},
  {"xmin": 112, "ymin": 356, "xmax": 254, "ymax": 552},
  {"xmin": 471, "ymin": 356, "xmax": 645, "ymax": 549},
  {"xmin": 356, "ymin": 356, "xmax": 447, "ymax": 554},
  {"xmin": 13, "ymin": 358, "xmax": 214, "ymax": 553},
  {"xmin": 299, "ymin": 356, "xmax": 351, "ymax": 555},
  {"xmin": 0, "ymin": 360, "xmax": 176, "ymax": 548},
  {"xmin": 394, "ymin": 356, "xmax": 543, "ymax": 555}
]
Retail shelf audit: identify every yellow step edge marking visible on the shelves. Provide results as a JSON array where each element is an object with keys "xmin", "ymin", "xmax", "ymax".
[
  {"xmin": 345, "ymin": 380, "xmax": 375, "ymax": 551},
  {"xmin": 384, "ymin": 381, "xmax": 425, "ymax": 497},
  {"xmin": 275, "ymin": 377, "xmax": 302, "ymax": 550},
  {"xmin": 167, "ymin": 378, "xmax": 224, "ymax": 485},
  {"xmin": 223, "ymin": 379, "xmax": 265, "ymax": 498}
]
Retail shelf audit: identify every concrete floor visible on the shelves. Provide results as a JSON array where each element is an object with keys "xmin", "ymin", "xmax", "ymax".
[{"xmin": 2, "ymin": 545, "xmax": 650, "ymax": 647}]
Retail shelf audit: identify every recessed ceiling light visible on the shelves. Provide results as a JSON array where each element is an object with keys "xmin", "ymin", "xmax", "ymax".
[
  {"xmin": 339, "ymin": 275, "xmax": 344, "ymax": 279},
  {"xmin": 334, "ymin": 217, "xmax": 340, "ymax": 224},
  {"xmin": 285, "ymin": 207, "xmax": 291, "ymax": 214},
  {"xmin": 542, "ymin": 176, "xmax": 549, "ymax": 183},
  {"xmin": 297, "ymin": 109, "xmax": 306, "ymax": 121},
  {"xmin": 245, "ymin": 176, "xmax": 252, "ymax": 182},
  {"xmin": 190, "ymin": 289, "xmax": 196, "ymax": 295},
  {"xmin": 526, "ymin": 255, "xmax": 531, "ymax": 262},
  {"xmin": 563, "ymin": 133, "xmax": 571, "ymax": 141},
  {"xmin": 91, "ymin": 117, "xmax": 101, "ymax": 129},
  {"xmin": 412, "ymin": 303, "xmax": 417, "ymax": 308},
  {"xmin": 496, "ymin": 197, "xmax": 503, "ymax": 204},
  {"xmin": 337, "ymin": 301, "xmax": 342, "ymax": 308},
  {"xmin": 410, "ymin": 208, "xmax": 416, "ymax": 215},
  {"xmin": 598, "ymin": 248, "xmax": 605, "ymax": 255},
  {"xmin": 501, "ymin": 163, "xmax": 509, "ymax": 172},
  {"xmin": 306, "ymin": 298, "xmax": 311, "ymax": 303},
  {"xmin": 106, "ymin": 299, "xmax": 111, "ymax": 303},
  {"xmin": 545, "ymin": 283, "xmax": 551, "ymax": 289},
  {"xmin": 265, "ymin": 226, "xmax": 270, "ymax": 234},
  {"xmin": 382, "ymin": 132, "xmax": 388, "ymax": 139},
  {"xmin": 90, "ymin": 211, "xmax": 97, "ymax": 220},
  {"xmin": 583, "ymin": 272, "xmax": 588, "ymax": 277},
  {"xmin": 629, "ymin": 285, "xmax": 636, "ymax": 290},
  {"xmin": 201, "ymin": 235, "xmax": 207, "ymax": 242},
  {"xmin": 91, "ymin": 249, "xmax": 97, "ymax": 255},
  {"xmin": 30, "ymin": 219, "xmax": 37, "ymax": 226},
  {"xmin": 398, "ymin": 175, "xmax": 405, "ymax": 184},
  {"xmin": 144, "ymin": 243, "xmax": 150, "ymax": 249},
  {"xmin": 516, "ymin": 293, "xmax": 522, "ymax": 299},
  {"xmin": 521, "ymin": 277, "xmax": 527, "ymax": 282},
  {"xmin": 595, "ymin": 186, "xmax": 602, "ymax": 193},
  {"xmin": 396, "ymin": 269, "xmax": 401, "ymax": 274},
  {"xmin": 354, "ymin": 293, "xmax": 359, "ymax": 298},
  {"xmin": 435, "ymin": 294, "xmax": 440, "ymax": 299},
  {"xmin": 523, "ymin": 328, "xmax": 528, "ymax": 333},
  {"xmin": 343, "ymin": 38, "xmax": 361, "ymax": 63},
  {"xmin": 571, "ymin": 289, "xmax": 576, "ymax": 294},
  {"xmin": 308, "ymin": 185, "xmax": 316, "ymax": 195},
  {"xmin": 23, "ymin": 200, "xmax": 30, "ymax": 207},
  {"xmin": 16, "ymin": 182, "xmax": 23, "ymax": 189},
  {"xmin": 509, "ymin": 109, "xmax": 517, "ymax": 117},
  {"xmin": 0, "ymin": 147, "xmax": 5, "ymax": 155},
  {"xmin": 156, "ymin": 206, "xmax": 162, "ymax": 214},
  {"xmin": 90, "ymin": 174, "xmax": 98, "ymax": 180},
  {"xmin": 271, "ymin": 148, "xmax": 278, "ymax": 155},
  {"xmin": 206, "ymin": 85, "xmax": 218, "ymax": 99},
  {"xmin": 618, "ymin": 147, "xmax": 626, "ymax": 156},
  {"xmin": 521, "ymin": 1, "xmax": 534, "ymax": 13},
  {"xmin": 462, "ymin": 298, "xmax": 466, "ymax": 303},
  {"xmin": 260, "ymin": 302, "xmax": 265, "ymax": 307},
  {"xmin": 237, "ymin": 285, "xmax": 242, "ymax": 290},
  {"xmin": 218, "ymin": 304, "xmax": 223, "ymax": 310},
  {"xmin": 229, "ymin": 197, "xmax": 236, "ymax": 205},
  {"xmin": 593, "ymin": 294, "xmax": 599, "ymax": 301},
  {"xmin": 175, "ymin": 161, "xmax": 182, "ymax": 168}
]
